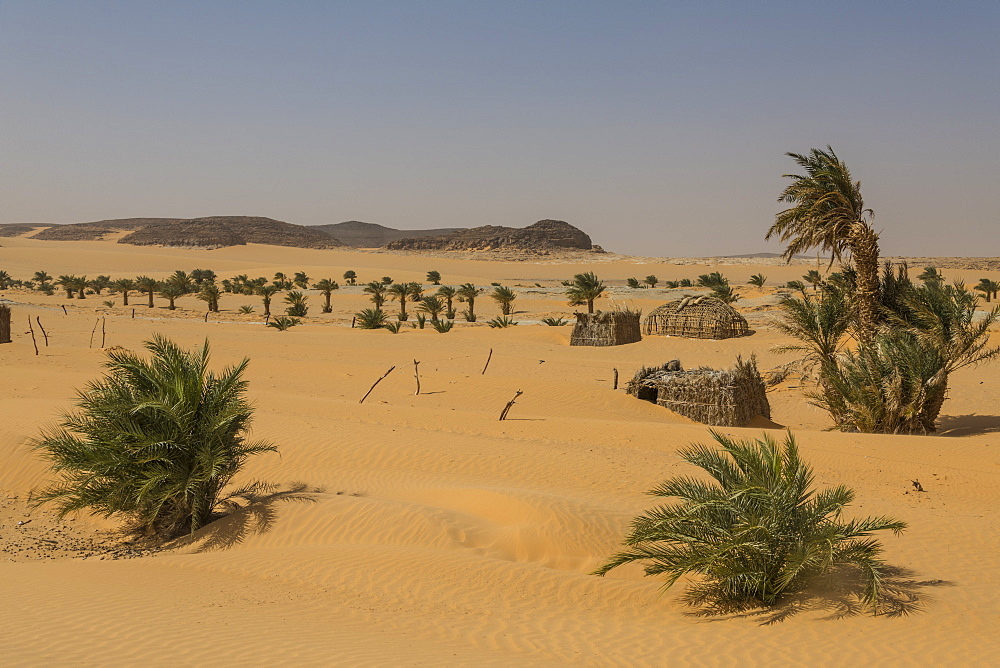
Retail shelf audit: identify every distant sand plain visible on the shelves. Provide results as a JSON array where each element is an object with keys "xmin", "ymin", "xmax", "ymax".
[{"xmin": 1, "ymin": 234, "xmax": 999, "ymax": 665}]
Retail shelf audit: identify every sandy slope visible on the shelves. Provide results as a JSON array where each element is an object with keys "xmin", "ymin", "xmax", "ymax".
[{"xmin": 1, "ymin": 236, "xmax": 999, "ymax": 666}]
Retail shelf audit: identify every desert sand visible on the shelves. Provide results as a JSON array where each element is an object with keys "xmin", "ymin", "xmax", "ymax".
[{"xmin": 1, "ymin": 234, "xmax": 999, "ymax": 666}]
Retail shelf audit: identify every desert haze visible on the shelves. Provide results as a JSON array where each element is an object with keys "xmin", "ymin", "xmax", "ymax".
[{"xmin": 1, "ymin": 234, "xmax": 999, "ymax": 665}]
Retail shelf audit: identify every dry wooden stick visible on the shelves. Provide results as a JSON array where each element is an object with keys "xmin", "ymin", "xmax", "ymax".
[
  {"xmin": 413, "ymin": 359, "xmax": 421, "ymax": 395},
  {"xmin": 132, "ymin": 308, "xmax": 135, "ymax": 319},
  {"xmin": 27, "ymin": 316, "xmax": 39, "ymax": 355},
  {"xmin": 204, "ymin": 311, "xmax": 210, "ymax": 322},
  {"xmin": 359, "ymin": 366, "xmax": 396, "ymax": 404},
  {"xmin": 89, "ymin": 318, "xmax": 100, "ymax": 348},
  {"xmin": 61, "ymin": 305, "xmax": 68, "ymax": 315},
  {"xmin": 481, "ymin": 348, "xmax": 493, "ymax": 375},
  {"xmin": 613, "ymin": 368, "xmax": 619, "ymax": 390},
  {"xmin": 35, "ymin": 316, "xmax": 49, "ymax": 346},
  {"xmin": 498, "ymin": 389, "xmax": 523, "ymax": 421},
  {"xmin": 101, "ymin": 317, "xmax": 106, "ymax": 348}
]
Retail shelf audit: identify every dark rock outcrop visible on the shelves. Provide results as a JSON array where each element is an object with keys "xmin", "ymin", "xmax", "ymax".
[
  {"xmin": 312, "ymin": 221, "xmax": 465, "ymax": 247},
  {"xmin": 385, "ymin": 220, "xmax": 593, "ymax": 252},
  {"xmin": 32, "ymin": 219, "xmax": 181, "ymax": 241},
  {"xmin": 119, "ymin": 217, "xmax": 343, "ymax": 249}
]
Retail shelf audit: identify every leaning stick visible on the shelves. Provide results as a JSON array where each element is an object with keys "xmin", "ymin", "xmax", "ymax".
[
  {"xmin": 204, "ymin": 311, "xmax": 210, "ymax": 322},
  {"xmin": 101, "ymin": 317, "xmax": 106, "ymax": 348},
  {"xmin": 359, "ymin": 366, "xmax": 396, "ymax": 404},
  {"xmin": 499, "ymin": 389, "xmax": 523, "ymax": 421},
  {"xmin": 89, "ymin": 318, "xmax": 100, "ymax": 348},
  {"xmin": 413, "ymin": 359, "xmax": 421, "ymax": 395},
  {"xmin": 36, "ymin": 316, "xmax": 49, "ymax": 346},
  {"xmin": 27, "ymin": 316, "xmax": 39, "ymax": 355},
  {"xmin": 132, "ymin": 308, "xmax": 135, "ymax": 319},
  {"xmin": 481, "ymin": 348, "xmax": 493, "ymax": 375},
  {"xmin": 61, "ymin": 305, "xmax": 67, "ymax": 315}
]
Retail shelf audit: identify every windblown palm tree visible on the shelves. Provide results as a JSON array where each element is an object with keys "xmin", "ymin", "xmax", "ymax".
[
  {"xmin": 426, "ymin": 270, "xmax": 441, "ymax": 285},
  {"xmin": 135, "ymin": 276, "xmax": 159, "ymax": 307},
  {"xmin": 417, "ymin": 295, "xmax": 446, "ymax": 321},
  {"xmin": 313, "ymin": 279, "xmax": 339, "ymax": 313},
  {"xmin": 437, "ymin": 286, "xmax": 457, "ymax": 319},
  {"xmin": 284, "ymin": 290, "xmax": 308, "ymax": 317},
  {"xmin": 89, "ymin": 275, "xmax": 112, "ymax": 295},
  {"xmin": 33, "ymin": 270, "xmax": 52, "ymax": 286},
  {"xmin": 197, "ymin": 282, "xmax": 221, "ymax": 312},
  {"xmin": 110, "ymin": 278, "xmax": 136, "ymax": 306},
  {"xmin": 159, "ymin": 282, "xmax": 185, "ymax": 310},
  {"xmin": 768, "ymin": 146, "xmax": 880, "ymax": 341},
  {"xmin": 364, "ymin": 281, "xmax": 387, "ymax": 309},
  {"xmin": 273, "ymin": 272, "xmax": 291, "ymax": 290},
  {"xmin": 491, "ymin": 286, "xmax": 517, "ymax": 316},
  {"xmin": 644, "ymin": 275, "xmax": 658, "ymax": 288},
  {"xmin": 387, "ymin": 283, "xmax": 412, "ymax": 320},
  {"xmin": 343, "ymin": 270, "xmax": 357, "ymax": 285},
  {"xmin": 31, "ymin": 335, "xmax": 275, "ymax": 539},
  {"xmin": 255, "ymin": 284, "xmax": 279, "ymax": 317},
  {"xmin": 974, "ymin": 278, "xmax": 1000, "ymax": 303},
  {"xmin": 748, "ymin": 274, "xmax": 767, "ymax": 287},
  {"xmin": 293, "ymin": 272, "xmax": 310, "ymax": 289},
  {"xmin": 166, "ymin": 270, "xmax": 193, "ymax": 294},
  {"xmin": 803, "ymin": 269, "xmax": 824, "ymax": 291},
  {"xmin": 56, "ymin": 275, "xmax": 76, "ymax": 299},
  {"xmin": 594, "ymin": 430, "xmax": 906, "ymax": 611},
  {"xmin": 457, "ymin": 283, "xmax": 484, "ymax": 321},
  {"xmin": 918, "ymin": 267, "xmax": 943, "ymax": 284},
  {"xmin": 565, "ymin": 272, "xmax": 606, "ymax": 313},
  {"xmin": 70, "ymin": 275, "xmax": 89, "ymax": 299}
]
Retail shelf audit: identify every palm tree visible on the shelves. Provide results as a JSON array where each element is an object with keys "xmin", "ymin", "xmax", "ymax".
[
  {"xmin": 273, "ymin": 272, "xmax": 291, "ymax": 290},
  {"xmin": 918, "ymin": 267, "xmax": 943, "ymax": 284},
  {"xmin": 135, "ymin": 276, "xmax": 159, "ymax": 307},
  {"xmin": 803, "ymin": 269, "xmax": 824, "ymax": 291},
  {"xmin": 711, "ymin": 284, "xmax": 740, "ymax": 304},
  {"xmin": 594, "ymin": 430, "xmax": 906, "ymax": 611},
  {"xmin": 565, "ymin": 272, "xmax": 606, "ymax": 313},
  {"xmin": 644, "ymin": 275, "xmax": 658, "ymax": 288},
  {"xmin": 33, "ymin": 270, "xmax": 52, "ymax": 286},
  {"xmin": 355, "ymin": 308, "xmax": 388, "ymax": 329},
  {"xmin": 387, "ymin": 283, "xmax": 412, "ymax": 320},
  {"xmin": 158, "ymin": 283, "xmax": 185, "ymax": 310},
  {"xmin": 407, "ymin": 281, "xmax": 424, "ymax": 303},
  {"xmin": 0, "ymin": 270, "xmax": 11, "ymax": 290},
  {"xmin": 293, "ymin": 271, "xmax": 309, "ymax": 289},
  {"xmin": 197, "ymin": 282, "xmax": 221, "ymax": 312},
  {"xmin": 491, "ymin": 285, "xmax": 517, "ymax": 316},
  {"xmin": 437, "ymin": 286, "xmax": 457, "ymax": 319},
  {"xmin": 110, "ymin": 278, "xmax": 136, "ymax": 306},
  {"xmin": 974, "ymin": 278, "xmax": 1000, "ymax": 303},
  {"xmin": 768, "ymin": 146, "xmax": 880, "ymax": 342},
  {"xmin": 284, "ymin": 291, "xmax": 308, "ymax": 317},
  {"xmin": 256, "ymin": 284, "xmax": 279, "ymax": 317},
  {"xmin": 70, "ymin": 275, "xmax": 89, "ymax": 299},
  {"xmin": 363, "ymin": 281, "xmax": 387, "ymax": 309},
  {"xmin": 381, "ymin": 276, "xmax": 393, "ymax": 285},
  {"xmin": 774, "ymin": 289, "xmax": 851, "ymax": 375},
  {"xmin": 697, "ymin": 272, "xmax": 728, "ymax": 289},
  {"xmin": 748, "ymin": 273, "xmax": 767, "ymax": 287},
  {"xmin": 626, "ymin": 277, "xmax": 641, "ymax": 289},
  {"xmin": 313, "ymin": 279, "xmax": 339, "ymax": 313},
  {"xmin": 456, "ymin": 283, "xmax": 484, "ymax": 321},
  {"xmin": 31, "ymin": 335, "xmax": 275, "ymax": 539},
  {"xmin": 343, "ymin": 270, "xmax": 357, "ymax": 285},
  {"xmin": 167, "ymin": 270, "xmax": 193, "ymax": 294},
  {"xmin": 418, "ymin": 295, "xmax": 446, "ymax": 322},
  {"xmin": 426, "ymin": 270, "xmax": 441, "ymax": 285},
  {"xmin": 89, "ymin": 275, "xmax": 112, "ymax": 295},
  {"xmin": 56, "ymin": 275, "xmax": 76, "ymax": 299}
]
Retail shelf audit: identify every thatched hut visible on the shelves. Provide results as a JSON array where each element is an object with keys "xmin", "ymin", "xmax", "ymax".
[
  {"xmin": 626, "ymin": 356, "xmax": 769, "ymax": 427},
  {"xmin": 570, "ymin": 309, "xmax": 642, "ymax": 347},
  {"xmin": 644, "ymin": 296, "xmax": 749, "ymax": 339},
  {"xmin": 0, "ymin": 304, "xmax": 10, "ymax": 344}
]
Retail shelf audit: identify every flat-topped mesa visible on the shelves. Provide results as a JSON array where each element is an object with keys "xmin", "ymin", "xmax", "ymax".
[{"xmin": 384, "ymin": 219, "xmax": 594, "ymax": 252}]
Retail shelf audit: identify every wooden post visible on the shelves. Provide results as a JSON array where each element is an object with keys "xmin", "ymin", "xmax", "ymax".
[
  {"xmin": 89, "ymin": 318, "xmax": 100, "ymax": 348},
  {"xmin": 132, "ymin": 308, "xmax": 135, "ymax": 319},
  {"xmin": 359, "ymin": 366, "xmax": 396, "ymax": 404},
  {"xmin": 61, "ymin": 305, "xmax": 68, "ymax": 316},
  {"xmin": 26, "ymin": 316, "xmax": 39, "ymax": 355},
  {"xmin": 613, "ymin": 368, "xmax": 619, "ymax": 390},
  {"xmin": 499, "ymin": 390, "xmax": 522, "ymax": 421},
  {"xmin": 351, "ymin": 316, "xmax": 356, "ymax": 328},
  {"xmin": 413, "ymin": 359, "xmax": 421, "ymax": 395},
  {"xmin": 481, "ymin": 348, "xmax": 493, "ymax": 375},
  {"xmin": 204, "ymin": 311, "xmax": 210, "ymax": 322},
  {"xmin": 101, "ymin": 317, "xmax": 106, "ymax": 348},
  {"xmin": 36, "ymin": 316, "xmax": 49, "ymax": 346},
  {"xmin": 0, "ymin": 305, "xmax": 11, "ymax": 344}
]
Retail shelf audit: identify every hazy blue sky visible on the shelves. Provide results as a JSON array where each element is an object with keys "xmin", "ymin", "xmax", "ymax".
[{"xmin": 2, "ymin": 1, "xmax": 997, "ymax": 256}]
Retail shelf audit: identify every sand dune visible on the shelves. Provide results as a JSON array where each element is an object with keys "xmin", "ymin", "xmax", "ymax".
[{"xmin": 1, "ymin": 235, "xmax": 999, "ymax": 665}]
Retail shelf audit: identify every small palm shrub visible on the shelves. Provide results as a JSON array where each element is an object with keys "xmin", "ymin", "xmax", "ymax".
[
  {"xmin": 697, "ymin": 271, "xmax": 729, "ymax": 289},
  {"xmin": 679, "ymin": 278, "xmax": 693, "ymax": 287},
  {"xmin": 238, "ymin": 305, "xmax": 255, "ymax": 314},
  {"xmin": 663, "ymin": 280, "xmax": 680, "ymax": 289},
  {"xmin": 487, "ymin": 316, "xmax": 518, "ymax": 328},
  {"xmin": 644, "ymin": 275, "xmax": 658, "ymax": 288},
  {"xmin": 355, "ymin": 308, "xmax": 388, "ymax": 329},
  {"xmin": 415, "ymin": 313, "xmax": 427, "ymax": 329},
  {"xmin": 432, "ymin": 319, "xmax": 454, "ymax": 333},
  {"xmin": 102, "ymin": 300, "xmax": 115, "ymax": 308},
  {"xmin": 384, "ymin": 321, "xmax": 403, "ymax": 334},
  {"xmin": 627, "ymin": 277, "xmax": 641, "ymax": 289},
  {"xmin": 786, "ymin": 280, "xmax": 806, "ymax": 291},
  {"xmin": 31, "ymin": 336, "xmax": 275, "ymax": 539},
  {"xmin": 541, "ymin": 317, "xmax": 568, "ymax": 326},
  {"xmin": 284, "ymin": 290, "xmax": 309, "ymax": 317},
  {"xmin": 710, "ymin": 284, "xmax": 739, "ymax": 304},
  {"xmin": 748, "ymin": 273, "xmax": 767, "ymax": 287},
  {"xmin": 267, "ymin": 316, "xmax": 300, "ymax": 330},
  {"xmin": 463, "ymin": 309, "xmax": 477, "ymax": 322},
  {"xmin": 595, "ymin": 431, "xmax": 906, "ymax": 612}
]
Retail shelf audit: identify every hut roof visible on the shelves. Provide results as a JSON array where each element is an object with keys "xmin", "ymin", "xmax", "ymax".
[{"xmin": 644, "ymin": 296, "xmax": 749, "ymax": 339}]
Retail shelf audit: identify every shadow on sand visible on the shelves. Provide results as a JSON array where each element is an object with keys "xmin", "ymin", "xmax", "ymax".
[
  {"xmin": 937, "ymin": 414, "xmax": 1000, "ymax": 437},
  {"xmin": 684, "ymin": 566, "xmax": 953, "ymax": 625}
]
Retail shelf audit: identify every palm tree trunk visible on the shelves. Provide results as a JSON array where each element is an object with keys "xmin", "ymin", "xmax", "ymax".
[
  {"xmin": 588, "ymin": 299, "xmax": 594, "ymax": 313},
  {"xmin": 122, "ymin": 291, "xmax": 129, "ymax": 306},
  {"xmin": 918, "ymin": 373, "xmax": 949, "ymax": 433},
  {"xmin": 849, "ymin": 222, "xmax": 881, "ymax": 343},
  {"xmin": 147, "ymin": 291, "xmax": 154, "ymax": 307}
]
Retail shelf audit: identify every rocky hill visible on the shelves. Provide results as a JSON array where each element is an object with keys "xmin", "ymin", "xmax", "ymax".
[
  {"xmin": 385, "ymin": 220, "xmax": 593, "ymax": 252},
  {"xmin": 0, "ymin": 223, "xmax": 53, "ymax": 238},
  {"xmin": 31, "ymin": 219, "xmax": 180, "ymax": 241},
  {"xmin": 312, "ymin": 221, "xmax": 466, "ymax": 247}
]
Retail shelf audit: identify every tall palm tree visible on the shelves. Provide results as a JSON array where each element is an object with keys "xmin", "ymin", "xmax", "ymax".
[
  {"xmin": 167, "ymin": 270, "xmax": 193, "ymax": 294},
  {"xmin": 417, "ymin": 295, "xmax": 446, "ymax": 322},
  {"xmin": 56, "ymin": 275, "xmax": 76, "ymax": 299},
  {"xmin": 89, "ymin": 275, "xmax": 112, "ymax": 295},
  {"xmin": 387, "ymin": 283, "xmax": 411, "ymax": 320},
  {"xmin": 491, "ymin": 286, "xmax": 517, "ymax": 316},
  {"xmin": 31, "ymin": 335, "xmax": 275, "ymax": 539},
  {"xmin": 0, "ymin": 270, "xmax": 11, "ymax": 289},
  {"xmin": 273, "ymin": 272, "xmax": 291, "ymax": 290},
  {"xmin": 110, "ymin": 278, "xmax": 136, "ymax": 306},
  {"xmin": 33, "ymin": 270, "xmax": 52, "ymax": 285},
  {"xmin": 974, "ymin": 278, "xmax": 1000, "ymax": 303},
  {"xmin": 256, "ymin": 284, "xmax": 280, "ymax": 317},
  {"xmin": 644, "ymin": 275, "xmax": 658, "ymax": 288},
  {"xmin": 70, "ymin": 275, "xmax": 89, "ymax": 299},
  {"xmin": 343, "ymin": 270, "xmax": 357, "ymax": 285},
  {"xmin": 456, "ymin": 283, "xmax": 484, "ymax": 321},
  {"xmin": 437, "ymin": 286, "xmax": 457, "ymax": 319},
  {"xmin": 159, "ymin": 282, "xmax": 185, "ymax": 310},
  {"xmin": 293, "ymin": 271, "xmax": 310, "ymax": 289},
  {"xmin": 803, "ymin": 269, "xmax": 824, "ymax": 291},
  {"xmin": 197, "ymin": 282, "xmax": 221, "ymax": 312},
  {"xmin": 313, "ymin": 279, "xmax": 339, "ymax": 313},
  {"xmin": 594, "ymin": 431, "xmax": 906, "ymax": 611},
  {"xmin": 565, "ymin": 272, "xmax": 606, "ymax": 313},
  {"xmin": 135, "ymin": 276, "xmax": 159, "ymax": 307},
  {"xmin": 768, "ymin": 146, "xmax": 880, "ymax": 341},
  {"xmin": 363, "ymin": 280, "xmax": 387, "ymax": 308}
]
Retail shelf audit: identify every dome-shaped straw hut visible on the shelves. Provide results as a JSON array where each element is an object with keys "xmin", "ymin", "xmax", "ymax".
[
  {"xmin": 644, "ymin": 296, "xmax": 749, "ymax": 339},
  {"xmin": 569, "ymin": 307, "xmax": 642, "ymax": 347},
  {"xmin": 626, "ymin": 356, "xmax": 769, "ymax": 427}
]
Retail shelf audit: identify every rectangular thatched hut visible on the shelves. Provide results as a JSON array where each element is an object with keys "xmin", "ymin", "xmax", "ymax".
[
  {"xmin": 570, "ymin": 309, "xmax": 642, "ymax": 347},
  {"xmin": 626, "ymin": 356, "xmax": 769, "ymax": 427},
  {"xmin": 0, "ymin": 304, "xmax": 10, "ymax": 344},
  {"xmin": 644, "ymin": 296, "xmax": 749, "ymax": 339}
]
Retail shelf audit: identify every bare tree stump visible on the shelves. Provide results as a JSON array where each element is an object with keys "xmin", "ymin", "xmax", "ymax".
[
  {"xmin": 499, "ymin": 390, "xmax": 523, "ymax": 421},
  {"xmin": 359, "ymin": 366, "xmax": 396, "ymax": 404}
]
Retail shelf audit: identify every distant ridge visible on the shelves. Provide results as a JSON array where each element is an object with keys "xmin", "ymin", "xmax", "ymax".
[
  {"xmin": 312, "ymin": 221, "xmax": 465, "ymax": 247},
  {"xmin": 385, "ymin": 220, "xmax": 594, "ymax": 252}
]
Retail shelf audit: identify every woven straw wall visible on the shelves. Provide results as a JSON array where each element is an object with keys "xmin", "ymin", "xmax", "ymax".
[
  {"xmin": 0, "ymin": 305, "xmax": 10, "ymax": 344},
  {"xmin": 570, "ymin": 310, "xmax": 642, "ymax": 347},
  {"xmin": 644, "ymin": 296, "xmax": 749, "ymax": 339}
]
